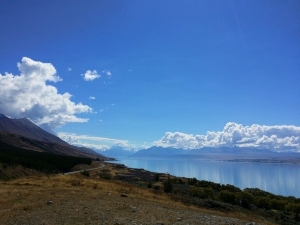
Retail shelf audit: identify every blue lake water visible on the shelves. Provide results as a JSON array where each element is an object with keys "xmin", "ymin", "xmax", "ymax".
[{"xmin": 111, "ymin": 158, "xmax": 300, "ymax": 198}]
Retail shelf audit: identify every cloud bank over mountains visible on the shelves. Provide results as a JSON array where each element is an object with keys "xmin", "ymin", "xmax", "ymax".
[
  {"xmin": 154, "ymin": 122, "xmax": 300, "ymax": 152},
  {"xmin": 58, "ymin": 123, "xmax": 300, "ymax": 153},
  {"xmin": 57, "ymin": 132, "xmax": 132, "ymax": 151},
  {"xmin": 0, "ymin": 57, "xmax": 91, "ymax": 131},
  {"xmin": 1, "ymin": 58, "xmax": 299, "ymax": 152}
]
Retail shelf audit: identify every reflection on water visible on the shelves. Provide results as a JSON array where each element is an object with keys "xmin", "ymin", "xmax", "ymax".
[{"xmin": 113, "ymin": 158, "xmax": 300, "ymax": 198}]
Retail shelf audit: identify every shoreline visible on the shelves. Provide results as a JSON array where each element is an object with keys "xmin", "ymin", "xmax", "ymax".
[
  {"xmin": 105, "ymin": 158, "xmax": 300, "ymax": 198},
  {"xmin": 123, "ymin": 155, "xmax": 300, "ymax": 165}
]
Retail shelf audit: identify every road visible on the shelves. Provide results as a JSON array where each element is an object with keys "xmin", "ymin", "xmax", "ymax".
[{"xmin": 63, "ymin": 163, "xmax": 105, "ymax": 175}]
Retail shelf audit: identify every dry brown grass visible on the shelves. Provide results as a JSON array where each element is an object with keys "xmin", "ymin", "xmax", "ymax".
[{"xmin": 0, "ymin": 173, "xmax": 275, "ymax": 225}]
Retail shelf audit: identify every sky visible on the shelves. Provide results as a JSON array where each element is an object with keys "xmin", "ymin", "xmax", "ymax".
[{"xmin": 0, "ymin": 0, "xmax": 300, "ymax": 151}]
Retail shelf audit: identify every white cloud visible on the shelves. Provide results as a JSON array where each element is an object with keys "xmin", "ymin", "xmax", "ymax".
[
  {"xmin": 57, "ymin": 132, "xmax": 129, "ymax": 150},
  {"xmin": 80, "ymin": 143, "xmax": 110, "ymax": 151},
  {"xmin": 154, "ymin": 122, "xmax": 300, "ymax": 151},
  {"xmin": 89, "ymin": 96, "xmax": 96, "ymax": 100},
  {"xmin": 0, "ymin": 57, "xmax": 92, "ymax": 131},
  {"xmin": 68, "ymin": 67, "xmax": 72, "ymax": 71},
  {"xmin": 102, "ymin": 69, "xmax": 112, "ymax": 77},
  {"xmin": 82, "ymin": 70, "xmax": 100, "ymax": 81}
]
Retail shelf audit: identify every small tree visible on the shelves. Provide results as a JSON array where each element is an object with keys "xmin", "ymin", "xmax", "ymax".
[
  {"xmin": 256, "ymin": 197, "xmax": 271, "ymax": 210},
  {"xmin": 219, "ymin": 190, "xmax": 236, "ymax": 204},
  {"xmin": 239, "ymin": 191, "xmax": 254, "ymax": 209},
  {"xmin": 163, "ymin": 177, "xmax": 173, "ymax": 193}
]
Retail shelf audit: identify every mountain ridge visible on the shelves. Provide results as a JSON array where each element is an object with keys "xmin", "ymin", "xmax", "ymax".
[
  {"xmin": 0, "ymin": 114, "xmax": 109, "ymax": 159},
  {"xmin": 0, "ymin": 114, "xmax": 66, "ymax": 144},
  {"xmin": 129, "ymin": 146, "xmax": 300, "ymax": 160}
]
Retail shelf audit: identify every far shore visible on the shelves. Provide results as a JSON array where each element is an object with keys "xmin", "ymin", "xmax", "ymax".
[{"xmin": 111, "ymin": 155, "xmax": 300, "ymax": 165}]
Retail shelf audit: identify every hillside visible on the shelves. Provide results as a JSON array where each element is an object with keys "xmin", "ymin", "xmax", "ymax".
[
  {"xmin": 0, "ymin": 114, "xmax": 65, "ymax": 144},
  {"xmin": 0, "ymin": 164, "xmax": 276, "ymax": 225},
  {"xmin": 1, "ymin": 159, "xmax": 300, "ymax": 224},
  {"xmin": 0, "ymin": 131, "xmax": 109, "ymax": 159},
  {"xmin": 0, "ymin": 114, "xmax": 109, "ymax": 160}
]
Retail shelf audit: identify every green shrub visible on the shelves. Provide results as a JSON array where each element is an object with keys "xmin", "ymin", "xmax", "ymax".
[
  {"xmin": 270, "ymin": 199, "xmax": 286, "ymax": 211},
  {"xmin": 219, "ymin": 190, "xmax": 236, "ymax": 204},
  {"xmin": 286, "ymin": 203, "xmax": 300, "ymax": 213},
  {"xmin": 256, "ymin": 197, "xmax": 271, "ymax": 209},
  {"xmin": 190, "ymin": 187, "xmax": 206, "ymax": 198},
  {"xmin": 223, "ymin": 184, "xmax": 241, "ymax": 193},
  {"xmin": 189, "ymin": 187, "xmax": 214, "ymax": 199},
  {"xmin": 239, "ymin": 191, "xmax": 254, "ymax": 209}
]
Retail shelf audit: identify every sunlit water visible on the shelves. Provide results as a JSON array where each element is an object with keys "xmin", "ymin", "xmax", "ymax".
[{"xmin": 111, "ymin": 158, "xmax": 300, "ymax": 198}]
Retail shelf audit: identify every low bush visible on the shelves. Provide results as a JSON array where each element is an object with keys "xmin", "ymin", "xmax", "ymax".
[
  {"xmin": 219, "ymin": 190, "xmax": 236, "ymax": 204},
  {"xmin": 99, "ymin": 172, "xmax": 112, "ymax": 180},
  {"xmin": 190, "ymin": 187, "xmax": 214, "ymax": 199}
]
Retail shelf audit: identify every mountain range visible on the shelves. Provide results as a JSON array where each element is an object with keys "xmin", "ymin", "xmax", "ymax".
[
  {"xmin": 0, "ymin": 114, "xmax": 109, "ymax": 160},
  {"xmin": 1, "ymin": 113, "xmax": 299, "ymax": 161},
  {"xmin": 100, "ymin": 145, "xmax": 137, "ymax": 158},
  {"xmin": 128, "ymin": 146, "xmax": 300, "ymax": 160}
]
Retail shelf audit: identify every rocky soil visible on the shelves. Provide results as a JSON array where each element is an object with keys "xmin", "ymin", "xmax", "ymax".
[{"xmin": 0, "ymin": 173, "xmax": 272, "ymax": 225}]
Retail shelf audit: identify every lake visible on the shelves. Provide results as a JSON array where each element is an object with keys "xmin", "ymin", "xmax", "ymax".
[{"xmin": 111, "ymin": 158, "xmax": 300, "ymax": 198}]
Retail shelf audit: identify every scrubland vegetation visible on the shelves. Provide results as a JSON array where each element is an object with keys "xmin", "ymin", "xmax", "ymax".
[
  {"xmin": 108, "ymin": 163, "xmax": 300, "ymax": 224},
  {"xmin": 0, "ymin": 168, "xmax": 273, "ymax": 225},
  {"xmin": 0, "ymin": 146, "xmax": 300, "ymax": 224},
  {"xmin": 0, "ymin": 145, "xmax": 92, "ymax": 176}
]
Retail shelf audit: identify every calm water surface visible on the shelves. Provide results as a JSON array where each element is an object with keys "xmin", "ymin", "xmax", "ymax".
[{"xmin": 112, "ymin": 158, "xmax": 300, "ymax": 198}]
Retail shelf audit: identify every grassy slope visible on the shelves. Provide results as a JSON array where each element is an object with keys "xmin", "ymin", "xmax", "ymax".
[
  {"xmin": 0, "ymin": 159, "xmax": 299, "ymax": 224},
  {"xmin": 0, "ymin": 172, "xmax": 275, "ymax": 225}
]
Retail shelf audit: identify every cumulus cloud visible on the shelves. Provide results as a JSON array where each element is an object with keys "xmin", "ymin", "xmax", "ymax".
[
  {"xmin": 82, "ymin": 70, "xmax": 100, "ymax": 81},
  {"xmin": 0, "ymin": 57, "xmax": 92, "ymax": 131},
  {"xmin": 57, "ymin": 132, "xmax": 129, "ymax": 150},
  {"xmin": 154, "ymin": 122, "xmax": 300, "ymax": 152}
]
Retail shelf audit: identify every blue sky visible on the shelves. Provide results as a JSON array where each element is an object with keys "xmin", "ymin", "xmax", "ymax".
[{"xmin": 0, "ymin": 0, "xmax": 300, "ymax": 151}]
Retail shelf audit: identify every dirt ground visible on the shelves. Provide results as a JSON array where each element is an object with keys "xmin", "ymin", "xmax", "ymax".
[{"xmin": 0, "ymin": 172, "xmax": 273, "ymax": 225}]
